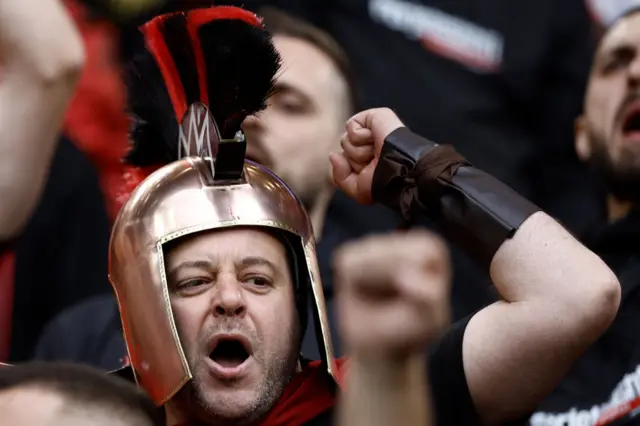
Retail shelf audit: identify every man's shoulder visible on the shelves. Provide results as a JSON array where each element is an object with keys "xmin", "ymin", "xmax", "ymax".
[
  {"xmin": 44, "ymin": 295, "xmax": 118, "ymax": 332},
  {"xmin": 34, "ymin": 295, "xmax": 125, "ymax": 370}
]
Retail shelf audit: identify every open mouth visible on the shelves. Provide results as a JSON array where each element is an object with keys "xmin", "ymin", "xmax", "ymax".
[
  {"xmin": 622, "ymin": 106, "xmax": 640, "ymax": 136},
  {"xmin": 209, "ymin": 337, "xmax": 252, "ymax": 369}
]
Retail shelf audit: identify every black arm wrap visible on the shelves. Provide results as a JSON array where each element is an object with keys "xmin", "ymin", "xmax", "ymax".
[{"xmin": 372, "ymin": 127, "xmax": 540, "ymax": 268}]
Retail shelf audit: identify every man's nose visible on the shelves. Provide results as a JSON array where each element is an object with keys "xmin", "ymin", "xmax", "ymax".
[
  {"xmin": 242, "ymin": 114, "xmax": 263, "ymax": 133},
  {"xmin": 211, "ymin": 276, "xmax": 246, "ymax": 318}
]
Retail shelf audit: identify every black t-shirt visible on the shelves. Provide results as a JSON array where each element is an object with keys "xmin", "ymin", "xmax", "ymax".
[{"xmin": 530, "ymin": 211, "xmax": 640, "ymax": 426}]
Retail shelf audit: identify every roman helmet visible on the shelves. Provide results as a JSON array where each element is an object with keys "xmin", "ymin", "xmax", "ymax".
[{"xmin": 108, "ymin": 5, "xmax": 336, "ymax": 406}]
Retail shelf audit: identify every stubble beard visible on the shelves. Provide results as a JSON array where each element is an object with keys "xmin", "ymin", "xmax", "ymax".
[
  {"xmin": 587, "ymin": 130, "xmax": 640, "ymax": 204},
  {"xmin": 174, "ymin": 322, "xmax": 300, "ymax": 426}
]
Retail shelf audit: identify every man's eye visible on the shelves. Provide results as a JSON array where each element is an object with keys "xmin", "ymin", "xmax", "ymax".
[
  {"xmin": 273, "ymin": 95, "xmax": 306, "ymax": 114},
  {"xmin": 177, "ymin": 279, "xmax": 209, "ymax": 289},
  {"xmin": 280, "ymin": 102, "xmax": 304, "ymax": 113},
  {"xmin": 603, "ymin": 59, "xmax": 626, "ymax": 73},
  {"xmin": 245, "ymin": 276, "xmax": 271, "ymax": 287},
  {"xmin": 602, "ymin": 50, "xmax": 636, "ymax": 74}
]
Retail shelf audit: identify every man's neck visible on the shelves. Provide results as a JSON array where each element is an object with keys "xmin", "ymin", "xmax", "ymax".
[
  {"xmin": 607, "ymin": 195, "xmax": 633, "ymax": 223},
  {"xmin": 308, "ymin": 187, "xmax": 334, "ymax": 240}
]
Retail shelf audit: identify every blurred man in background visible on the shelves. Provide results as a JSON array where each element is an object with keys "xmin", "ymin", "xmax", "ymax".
[{"xmin": 243, "ymin": 7, "xmax": 402, "ymax": 356}]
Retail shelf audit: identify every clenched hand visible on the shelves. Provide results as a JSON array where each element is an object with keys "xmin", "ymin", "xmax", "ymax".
[
  {"xmin": 333, "ymin": 230, "xmax": 451, "ymax": 360},
  {"xmin": 330, "ymin": 108, "xmax": 405, "ymax": 205}
]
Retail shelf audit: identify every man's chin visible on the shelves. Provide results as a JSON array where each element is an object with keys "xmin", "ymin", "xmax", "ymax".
[
  {"xmin": 597, "ymin": 165, "xmax": 640, "ymax": 204},
  {"xmin": 195, "ymin": 363, "xmax": 261, "ymax": 405},
  {"xmin": 200, "ymin": 389, "xmax": 262, "ymax": 420},
  {"xmin": 587, "ymin": 139, "xmax": 640, "ymax": 204},
  {"xmin": 185, "ymin": 380, "xmax": 266, "ymax": 425}
]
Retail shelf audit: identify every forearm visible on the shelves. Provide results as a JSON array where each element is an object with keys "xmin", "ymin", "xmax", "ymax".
[
  {"xmin": 373, "ymin": 127, "xmax": 618, "ymax": 316},
  {"xmin": 338, "ymin": 355, "xmax": 431, "ymax": 426},
  {"xmin": 0, "ymin": 0, "xmax": 85, "ymax": 239},
  {"xmin": 372, "ymin": 127, "xmax": 540, "ymax": 268}
]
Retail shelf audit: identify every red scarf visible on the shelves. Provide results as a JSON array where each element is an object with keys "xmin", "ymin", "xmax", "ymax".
[{"xmin": 174, "ymin": 358, "xmax": 348, "ymax": 426}]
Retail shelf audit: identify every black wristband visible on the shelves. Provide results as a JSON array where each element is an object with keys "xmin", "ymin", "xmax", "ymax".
[{"xmin": 372, "ymin": 127, "xmax": 540, "ymax": 268}]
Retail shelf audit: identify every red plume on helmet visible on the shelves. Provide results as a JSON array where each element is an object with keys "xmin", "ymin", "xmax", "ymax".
[{"xmin": 117, "ymin": 5, "xmax": 281, "ymax": 206}]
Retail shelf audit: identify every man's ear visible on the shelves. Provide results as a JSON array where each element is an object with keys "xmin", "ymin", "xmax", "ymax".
[{"xmin": 574, "ymin": 116, "xmax": 592, "ymax": 162}]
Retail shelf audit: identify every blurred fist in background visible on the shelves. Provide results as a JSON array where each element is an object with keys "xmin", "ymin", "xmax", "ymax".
[{"xmin": 333, "ymin": 230, "xmax": 451, "ymax": 360}]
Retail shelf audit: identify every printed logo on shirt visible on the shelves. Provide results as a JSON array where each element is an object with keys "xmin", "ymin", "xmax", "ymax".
[
  {"xmin": 530, "ymin": 363, "xmax": 640, "ymax": 426},
  {"xmin": 595, "ymin": 396, "xmax": 640, "ymax": 425},
  {"xmin": 368, "ymin": 0, "xmax": 504, "ymax": 72}
]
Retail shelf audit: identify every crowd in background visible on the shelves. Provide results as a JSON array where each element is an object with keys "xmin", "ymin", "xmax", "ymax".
[{"xmin": 2, "ymin": 0, "xmax": 640, "ymax": 425}]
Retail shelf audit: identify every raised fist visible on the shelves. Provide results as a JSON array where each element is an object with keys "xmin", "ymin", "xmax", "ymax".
[
  {"xmin": 330, "ymin": 108, "xmax": 405, "ymax": 205},
  {"xmin": 333, "ymin": 230, "xmax": 451, "ymax": 360}
]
